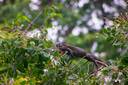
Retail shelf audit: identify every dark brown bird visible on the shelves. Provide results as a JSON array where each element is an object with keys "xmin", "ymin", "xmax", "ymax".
[{"xmin": 56, "ymin": 42, "xmax": 107, "ymax": 72}]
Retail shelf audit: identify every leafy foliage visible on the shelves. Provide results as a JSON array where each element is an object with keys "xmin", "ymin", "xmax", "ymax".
[
  {"xmin": 0, "ymin": 0, "xmax": 128, "ymax": 85},
  {"xmin": 100, "ymin": 18, "xmax": 128, "ymax": 84}
]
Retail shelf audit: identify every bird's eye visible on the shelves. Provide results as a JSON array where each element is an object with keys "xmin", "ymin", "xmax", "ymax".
[{"xmin": 56, "ymin": 44, "xmax": 61, "ymax": 48}]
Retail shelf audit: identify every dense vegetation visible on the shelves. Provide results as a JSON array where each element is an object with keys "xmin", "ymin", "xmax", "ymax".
[{"xmin": 0, "ymin": 0, "xmax": 128, "ymax": 85}]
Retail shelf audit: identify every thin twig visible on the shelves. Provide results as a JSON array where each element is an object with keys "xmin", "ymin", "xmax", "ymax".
[{"xmin": 25, "ymin": 10, "xmax": 43, "ymax": 32}]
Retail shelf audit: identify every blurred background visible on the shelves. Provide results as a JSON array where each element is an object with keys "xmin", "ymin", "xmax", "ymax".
[
  {"xmin": 0, "ymin": 0, "xmax": 127, "ymax": 59},
  {"xmin": 0, "ymin": 0, "xmax": 128, "ymax": 85}
]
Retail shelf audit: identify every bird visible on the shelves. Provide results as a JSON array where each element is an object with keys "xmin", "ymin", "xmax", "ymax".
[{"xmin": 56, "ymin": 42, "xmax": 108, "ymax": 73}]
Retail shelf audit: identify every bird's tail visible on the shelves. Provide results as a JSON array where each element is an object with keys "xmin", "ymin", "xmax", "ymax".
[{"xmin": 96, "ymin": 60, "xmax": 108, "ymax": 67}]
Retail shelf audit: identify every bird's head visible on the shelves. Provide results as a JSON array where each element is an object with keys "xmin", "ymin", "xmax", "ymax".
[{"xmin": 56, "ymin": 42, "xmax": 66, "ymax": 49}]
